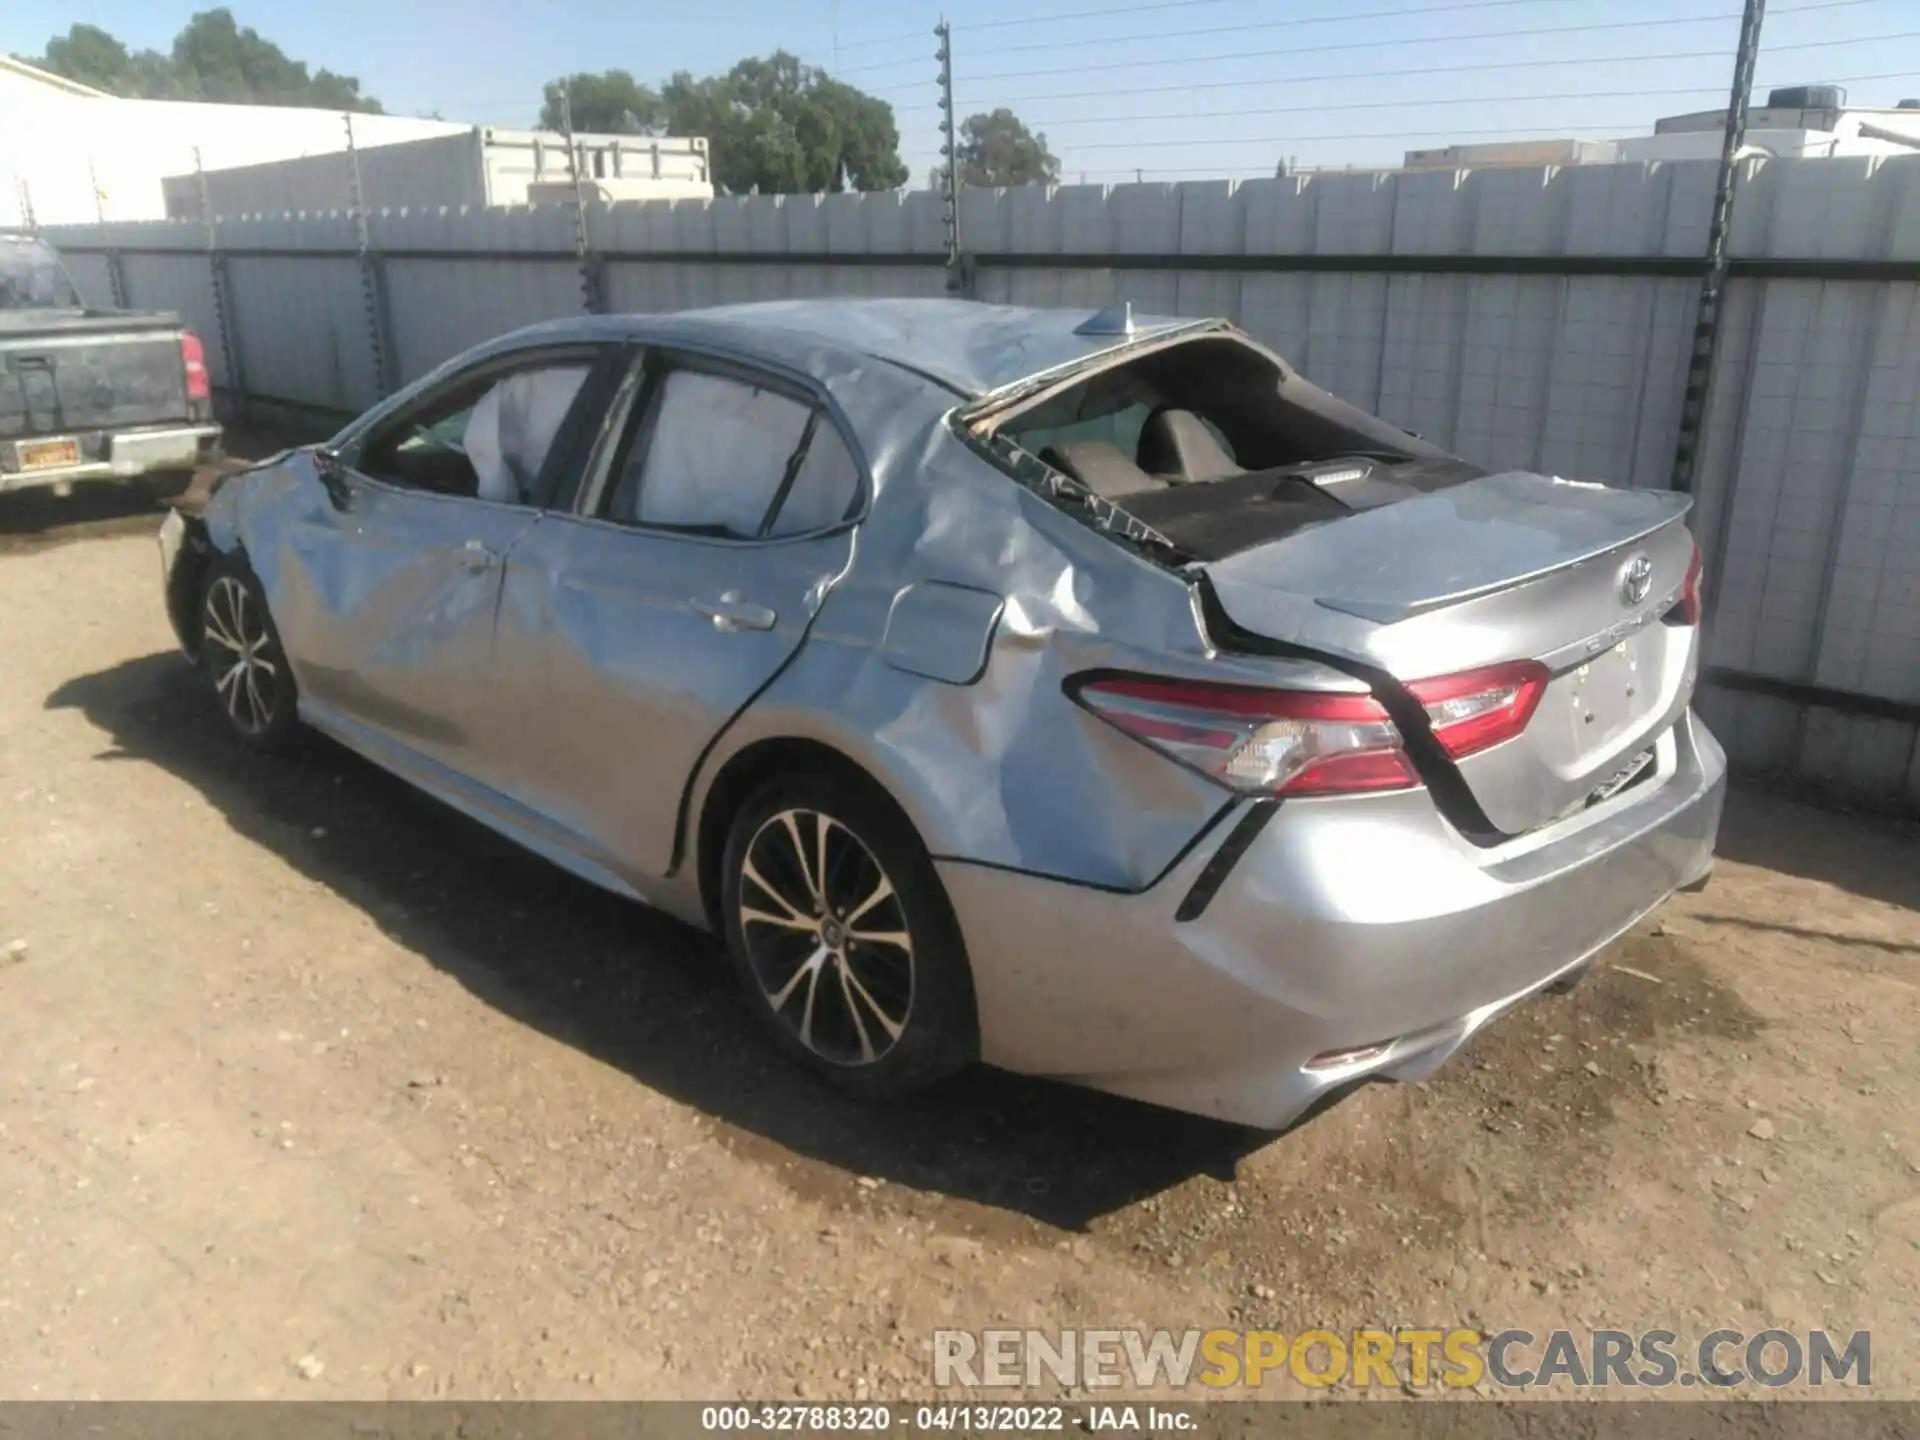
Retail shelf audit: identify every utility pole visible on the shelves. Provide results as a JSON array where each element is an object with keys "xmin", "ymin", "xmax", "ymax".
[
  {"xmin": 1670, "ymin": 0, "xmax": 1767, "ymax": 493},
  {"xmin": 935, "ymin": 19, "xmax": 969, "ymax": 296}
]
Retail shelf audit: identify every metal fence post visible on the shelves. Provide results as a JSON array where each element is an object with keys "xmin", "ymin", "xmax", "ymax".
[
  {"xmin": 1669, "ymin": 0, "xmax": 1767, "ymax": 493},
  {"xmin": 560, "ymin": 87, "xmax": 606, "ymax": 314},
  {"xmin": 105, "ymin": 249, "xmax": 129, "ymax": 310},
  {"xmin": 935, "ymin": 20, "xmax": 973, "ymax": 298},
  {"xmin": 195, "ymin": 147, "xmax": 247, "ymax": 419},
  {"xmin": 345, "ymin": 113, "xmax": 396, "ymax": 400}
]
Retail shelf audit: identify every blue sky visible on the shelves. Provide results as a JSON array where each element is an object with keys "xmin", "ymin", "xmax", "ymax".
[{"xmin": 6, "ymin": 0, "xmax": 1917, "ymax": 185}]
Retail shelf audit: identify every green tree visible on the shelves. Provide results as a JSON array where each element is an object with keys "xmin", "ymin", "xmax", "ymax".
[
  {"xmin": 594, "ymin": 51, "xmax": 905, "ymax": 194},
  {"xmin": 169, "ymin": 9, "xmax": 381, "ymax": 110},
  {"xmin": 936, "ymin": 108, "xmax": 1060, "ymax": 189},
  {"xmin": 35, "ymin": 23, "xmax": 135, "ymax": 92},
  {"xmin": 28, "ymin": 23, "xmax": 183, "ymax": 97},
  {"xmin": 27, "ymin": 9, "xmax": 382, "ymax": 111},
  {"xmin": 539, "ymin": 70, "xmax": 665, "ymax": 135}
]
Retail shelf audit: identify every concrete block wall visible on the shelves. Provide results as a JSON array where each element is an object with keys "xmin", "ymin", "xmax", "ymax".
[{"xmin": 41, "ymin": 155, "xmax": 1920, "ymax": 807}]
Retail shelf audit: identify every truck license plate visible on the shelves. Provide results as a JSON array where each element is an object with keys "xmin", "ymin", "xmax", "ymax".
[{"xmin": 19, "ymin": 437, "xmax": 80, "ymax": 471}]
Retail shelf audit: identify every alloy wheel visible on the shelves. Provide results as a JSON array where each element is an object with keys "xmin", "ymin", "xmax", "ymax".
[
  {"xmin": 737, "ymin": 807, "xmax": 915, "ymax": 1067},
  {"xmin": 202, "ymin": 575, "xmax": 281, "ymax": 738}
]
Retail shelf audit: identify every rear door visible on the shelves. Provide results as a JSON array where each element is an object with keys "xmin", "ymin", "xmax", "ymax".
[
  {"xmin": 492, "ymin": 349, "xmax": 863, "ymax": 883},
  {"xmin": 1200, "ymin": 471, "xmax": 1702, "ymax": 835},
  {"xmin": 268, "ymin": 344, "xmax": 614, "ymax": 781}
]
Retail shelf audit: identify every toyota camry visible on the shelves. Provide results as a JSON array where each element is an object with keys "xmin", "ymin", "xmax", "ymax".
[{"xmin": 159, "ymin": 299, "xmax": 1724, "ymax": 1127}]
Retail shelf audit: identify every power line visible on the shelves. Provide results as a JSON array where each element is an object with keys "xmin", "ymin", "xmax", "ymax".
[
  {"xmin": 838, "ymin": 0, "xmax": 1261, "ymax": 54},
  {"xmin": 987, "ymin": 0, "xmax": 1627, "ymax": 58},
  {"xmin": 1029, "ymin": 87, "xmax": 1728, "ymax": 130},
  {"xmin": 1018, "ymin": 71, "xmax": 1911, "ymax": 128},
  {"xmin": 947, "ymin": 0, "xmax": 1893, "ymax": 87},
  {"xmin": 967, "ymin": 0, "xmax": 1278, "ymax": 35},
  {"xmin": 835, "ymin": 0, "xmax": 1573, "ymax": 74},
  {"xmin": 833, "ymin": 28, "xmax": 938, "ymax": 56},
  {"xmin": 883, "ymin": 29, "xmax": 1920, "ymax": 108},
  {"xmin": 1063, "ymin": 122, "xmax": 1644, "ymax": 151}
]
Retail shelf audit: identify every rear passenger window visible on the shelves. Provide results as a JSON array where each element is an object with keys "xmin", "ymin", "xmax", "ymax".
[
  {"xmin": 602, "ymin": 365, "xmax": 862, "ymax": 539},
  {"xmin": 610, "ymin": 370, "xmax": 810, "ymax": 536},
  {"xmin": 770, "ymin": 422, "xmax": 860, "ymax": 536}
]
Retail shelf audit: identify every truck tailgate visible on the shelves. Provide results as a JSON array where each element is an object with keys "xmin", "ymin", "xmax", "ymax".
[{"xmin": 1, "ymin": 315, "xmax": 190, "ymax": 439}]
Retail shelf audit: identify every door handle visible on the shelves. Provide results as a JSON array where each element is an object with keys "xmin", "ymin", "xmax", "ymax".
[
  {"xmin": 692, "ymin": 591, "xmax": 777, "ymax": 632},
  {"xmin": 456, "ymin": 539, "xmax": 500, "ymax": 573}
]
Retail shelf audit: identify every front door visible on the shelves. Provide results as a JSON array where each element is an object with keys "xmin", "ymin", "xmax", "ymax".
[
  {"xmin": 266, "ymin": 346, "xmax": 610, "ymax": 780},
  {"xmin": 493, "ymin": 353, "xmax": 865, "ymax": 885}
]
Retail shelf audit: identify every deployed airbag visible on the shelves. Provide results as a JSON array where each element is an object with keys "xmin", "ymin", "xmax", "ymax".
[{"xmin": 465, "ymin": 365, "xmax": 590, "ymax": 505}]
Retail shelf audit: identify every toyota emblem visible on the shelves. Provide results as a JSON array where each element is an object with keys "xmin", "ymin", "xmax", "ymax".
[{"xmin": 1620, "ymin": 554, "xmax": 1654, "ymax": 607}]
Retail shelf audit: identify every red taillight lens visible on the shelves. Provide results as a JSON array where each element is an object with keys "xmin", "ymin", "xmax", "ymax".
[
  {"xmin": 1406, "ymin": 660, "xmax": 1549, "ymax": 760},
  {"xmin": 180, "ymin": 331, "xmax": 211, "ymax": 401},
  {"xmin": 1071, "ymin": 675, "xmax": 1420, "ymax": 797},
  {"xmin": 1677, "ymin": 542, "xmax": 1704, "ymax": 626}
]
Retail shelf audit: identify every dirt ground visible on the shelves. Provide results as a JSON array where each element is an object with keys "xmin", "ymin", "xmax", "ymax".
[{"xmin": 0, "ymin": 469, "xmax": 1916, "ymax": 1403}]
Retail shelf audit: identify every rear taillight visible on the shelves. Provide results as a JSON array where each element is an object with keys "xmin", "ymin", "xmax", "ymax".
[
  {"xmin": 1676, "ymin": 542, "xmax": 1704, "ymax": 626},
  {"xmin": 1070, "ymin": 675, "xmax": 1419, "ymax": 797},
  {"xmin": 1406, "ymin": 660, "xmax": 1549, "ymax": 760},
  {"xmin": 180, "ymin": 331, "xmax": 211, "ymax": 402}
]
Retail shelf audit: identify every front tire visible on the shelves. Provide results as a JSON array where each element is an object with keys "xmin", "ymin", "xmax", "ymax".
[
  {"xmin": 720, "ymin": 773, "xmax": 977, "ymax": 1098},
  {"xmin": 198, "ymin": 557, "xmax": 301, "ymax": 752}
]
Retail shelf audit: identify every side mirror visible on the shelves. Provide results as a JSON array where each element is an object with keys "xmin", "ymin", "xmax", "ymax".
[{"xmin": 313, "ymin": 445, "xmax": 353, "ymax": 511}]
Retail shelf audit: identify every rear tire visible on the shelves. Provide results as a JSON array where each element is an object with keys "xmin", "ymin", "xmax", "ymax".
[
  {"xmin": 720, "ymin": 773, "xmax": 977, "ymax": 1098},
  {"xmin": 198, "ymin": 555, "xmax": 302, "ymax": 753}
]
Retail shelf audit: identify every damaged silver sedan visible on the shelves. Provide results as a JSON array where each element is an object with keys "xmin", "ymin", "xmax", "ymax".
[{"xmin": 158, "ymin": 300, "xmax": 1724, "ymax": 1128}]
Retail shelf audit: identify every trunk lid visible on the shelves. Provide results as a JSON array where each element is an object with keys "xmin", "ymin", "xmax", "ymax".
[
  {"xmin": 0, "ymin": 309, "xmax": 192, "ymax": 440},
  {"xmin": 1201, "ymin": 470, "xmax": 1700, "ymax": 835}
]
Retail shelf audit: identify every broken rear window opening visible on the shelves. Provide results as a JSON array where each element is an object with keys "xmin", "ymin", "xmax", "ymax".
[
  {"xmin": 968, "ymin": 333, "xmax": 1484, "ymax": 565},
  {"xmin": 0, "ymin": 237, "xmax": 80, "ymax": 312}
]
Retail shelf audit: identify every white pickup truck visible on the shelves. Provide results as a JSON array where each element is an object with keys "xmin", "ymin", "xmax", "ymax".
[{"xmin": 1, "ymin": 231, "xmax": 223, "ymax": 497}]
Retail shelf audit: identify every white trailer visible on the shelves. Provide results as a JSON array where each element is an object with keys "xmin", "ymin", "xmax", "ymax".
[{"xmin": 163, "ymin": 127, "xmax": 712, "ymax": 218}]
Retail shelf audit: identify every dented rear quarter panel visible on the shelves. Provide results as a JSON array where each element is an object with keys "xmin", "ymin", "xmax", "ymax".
[
  {"xmin": 676, "ymin": 384, "xmax": 1368, "ymax": 900},
  {"xmin": 197, "ymin": 314, "xmax": 1366, "ymax": 913}
]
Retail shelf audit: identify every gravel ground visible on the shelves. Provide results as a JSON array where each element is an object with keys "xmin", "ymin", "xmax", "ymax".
[{"xmin": 0, "ymin": 472, "xmax": 1915, "ymax": 1402}]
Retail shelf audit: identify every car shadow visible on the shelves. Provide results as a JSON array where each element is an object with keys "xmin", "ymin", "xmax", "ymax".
[
  {"xmin": 1713, "ymin": 784, "xmax": 1919, "ymax": 915},
  {"xmin": 46, "ymin": 652, "xmax": 1267, "ymax": 1231},
  {"xmin": 0, "ymin": 423, "xmax": 320, "ymax": 558},
  {"xmin": 0, "ymin": 475, "xmax": 188, "ymax": 556}
]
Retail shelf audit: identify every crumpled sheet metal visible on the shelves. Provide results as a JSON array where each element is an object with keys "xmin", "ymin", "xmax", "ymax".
[
  {"xmin": 681, "ymin": 345, "xmax": 1354, "ymax": 895},
  {"xmin": 203, "ymin": 304, "xmax": 1361, "ymax": 902}
]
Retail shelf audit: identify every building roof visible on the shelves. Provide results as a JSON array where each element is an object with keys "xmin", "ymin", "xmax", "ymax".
[{"xmin": 0, "ymin": 55, "xmax": 110, "ymax": 99}]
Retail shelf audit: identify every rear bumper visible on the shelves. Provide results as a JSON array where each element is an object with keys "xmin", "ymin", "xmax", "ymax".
[
  {"xmin": 941, "ymin": 710, "xmax": 1726, "ymax": 1130},
  {"xmin": 0, "ymin": 424, "xmax": 223, "ymax": 494}
]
